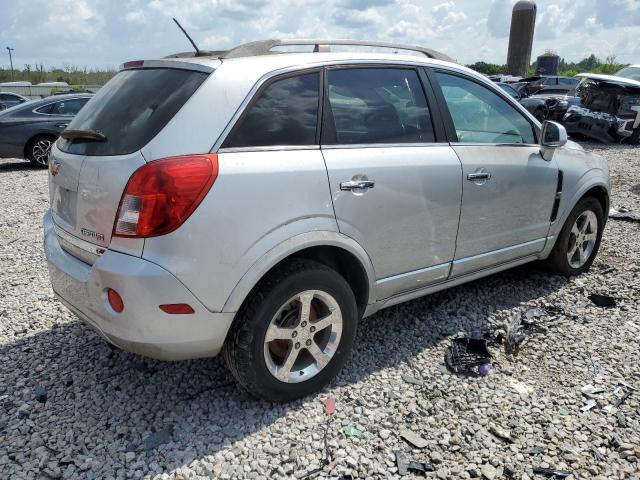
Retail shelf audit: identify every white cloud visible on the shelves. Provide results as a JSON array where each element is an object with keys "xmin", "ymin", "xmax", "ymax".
[
  {"xmin": 124, "ymin": 10, "xmax": 146, "ymax": 23},
  {"xmin": 0, "ymin": 0, "xmax": 638, "ymax": 69}
]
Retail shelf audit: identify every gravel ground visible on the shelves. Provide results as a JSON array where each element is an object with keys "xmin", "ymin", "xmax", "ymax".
[{"xmin": 0, "ymin": 144, "xmax": 639, "ymax": 480}]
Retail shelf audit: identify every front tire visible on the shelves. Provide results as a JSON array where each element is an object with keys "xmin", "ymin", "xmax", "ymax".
[
  {"xmin": 223, "ymin": 259, "xmax": 358, "ymax": 402},
  {"xmin": 26, "ymin": 135, "xmax": 56, "ymax": 168},
  {"xmin": 543, "ymin": 196, "xmax": 604, "ymax": 276}
]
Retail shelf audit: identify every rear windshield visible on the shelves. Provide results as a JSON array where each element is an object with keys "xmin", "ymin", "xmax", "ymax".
[{"xmin": 58, "ymin": 68, "xmax": 208, "ymax": 156}]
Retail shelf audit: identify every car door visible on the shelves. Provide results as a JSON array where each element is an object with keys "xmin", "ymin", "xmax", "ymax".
[
  {"xmin": 430, "ymin": 70, "xmax": 558, "ymax": 277},
  {"xmin": 321, "ymin": 66, "xmax": 463, "ymax": 299}
]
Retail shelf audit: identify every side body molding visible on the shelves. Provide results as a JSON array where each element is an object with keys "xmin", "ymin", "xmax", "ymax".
[{"xmin": 222, "ymin": 230, "xmax": 377, "ymax": 313}]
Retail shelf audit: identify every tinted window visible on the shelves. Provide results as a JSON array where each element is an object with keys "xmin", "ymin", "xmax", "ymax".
[
  {"xmin": 224, "ymin": 72, "xmax": 319, "ymax": 148},
  {"xmin": 49, "ymin": 98, "xmax": 88, "ymax": 116},
  {"xmin": 436, "ymin": 72, "xmax": 536, "ymax": 144},
  {"xmin": 326, "ymin": 68, "xmax": 434, "ymax": 144},
  {"xmin": 58, "ymin": 68, "xmax": 208, "ymax": 156}
]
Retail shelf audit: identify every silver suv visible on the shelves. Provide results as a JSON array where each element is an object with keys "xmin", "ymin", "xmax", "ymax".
[{"xmin": 44, "ymin": 40, "xmax": 609, "ymax": 401}]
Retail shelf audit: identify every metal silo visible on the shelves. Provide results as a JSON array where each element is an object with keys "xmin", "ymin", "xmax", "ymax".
[
  {"xmin": 506, "ymin": 0, "xmax": 537, "ymax": 78},
  {"xmin": 536, "ymin": 51, "xmax": 560, "ymax": 76}
]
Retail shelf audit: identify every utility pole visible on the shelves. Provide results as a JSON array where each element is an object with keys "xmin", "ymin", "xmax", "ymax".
[{"xmin": 6, "ymin": 47, "xmax": 15, "ymax": 81}]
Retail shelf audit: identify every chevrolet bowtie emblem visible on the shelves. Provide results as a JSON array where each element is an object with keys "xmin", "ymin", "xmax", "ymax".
[{"xmin": 51, "ymin": 161, "xmax": 61, "ymax": 176}]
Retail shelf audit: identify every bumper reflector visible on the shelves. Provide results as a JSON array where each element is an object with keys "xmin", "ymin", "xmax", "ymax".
[
  {"xmin": 159, "ymin": 303, "xmax": 195, "ymax": 314},
  {"xmin": 107, "ymin": 289, "xmax": 124, "ymax": 313}
]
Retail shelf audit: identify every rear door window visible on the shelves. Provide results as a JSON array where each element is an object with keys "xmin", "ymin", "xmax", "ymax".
[
  {"xmin": 223, "ymin": 72, "xmax": 320, "ymax": 148},
  {"xmin": 58, "ymin": 68, "xmax": 208, "ymax": 156},
  {"xmin": 324, "ymin": 68, "xmax": 434, "ymax": 144}
]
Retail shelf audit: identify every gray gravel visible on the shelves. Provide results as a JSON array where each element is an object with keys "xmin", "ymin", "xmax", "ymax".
[{"xmin": 1, "ymin": 143, "xmax": 639, "ymax": 480}]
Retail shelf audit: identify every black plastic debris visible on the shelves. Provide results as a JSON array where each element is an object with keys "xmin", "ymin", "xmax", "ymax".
[
  {"xmin": 533, "ymin": 466, "xmax": 572, "ymax": 478},
  {"xmin": 609, "ymin": 207, "xmax": 640, "ymax": 222},
  {"xmin": 614, "ymin": 389, "xmax": 633, "ymax": 408},
  {"xmin": 588, "ymin": 293, "xmax": 617, "ymax": 308},
  {"xmin": 445, "ymin": 338, "xmax": 491, "ymax": 374},
  {"xmin": 394, "ymin": 451, "xmax": 435, "ymax": 476}
]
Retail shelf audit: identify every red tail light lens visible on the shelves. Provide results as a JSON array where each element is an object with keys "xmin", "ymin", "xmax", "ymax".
[{"xmin": 114, "ymin": 154, "xmax": 218, "ymax": 238}]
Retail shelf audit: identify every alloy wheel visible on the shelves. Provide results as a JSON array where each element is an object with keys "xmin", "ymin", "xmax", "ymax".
[
  {"xmin": 32, "ymin": 138, "xmax": 53, "ymax": 166},
  {"xmin": 263, "ymin": 290, "xmax": 343, "ymax": 383},
  {"xmin": 567, "ymin": 210, "xmax": 598, "ymax": 269}
]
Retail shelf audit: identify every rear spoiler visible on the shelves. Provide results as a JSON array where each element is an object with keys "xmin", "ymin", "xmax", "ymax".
[{"xmin": 119, "ymin": 59, "xmax": 216, "ymax": 73}]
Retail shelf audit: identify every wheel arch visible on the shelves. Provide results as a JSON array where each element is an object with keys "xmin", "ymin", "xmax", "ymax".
[
  {"xmin": 222, "ymin": 231, "xmax": 376, "ymax": 316},
  {"xmin": 581, "ymin": 185, "xmax": 609, "ymax": 221}
]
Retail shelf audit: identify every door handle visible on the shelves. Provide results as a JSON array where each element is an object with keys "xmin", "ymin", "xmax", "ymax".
[
  {"xmin": 467, "ymin": 172, "xmax": 491, "ymax": 181},
  {"xmin": 340, "ymin": 180, "xmax": 376, "ymax": 191}
]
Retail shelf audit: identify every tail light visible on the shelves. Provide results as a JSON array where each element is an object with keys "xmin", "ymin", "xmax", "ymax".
[{"xmin": 114, "ymin": 154, "xmax": 218, "ymax": 238}]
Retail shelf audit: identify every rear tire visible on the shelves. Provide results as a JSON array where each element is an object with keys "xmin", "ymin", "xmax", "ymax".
[
  {"xmin": 26, "ymin": 135, "xmax": 56, "ymax": 168},
  {"xmin": 543, "ymin": 196, "xmax": 604, "ymax": 276},
  {"xmin": 223, "ymin": 258, "xmax": 358, "ymax": 402}
]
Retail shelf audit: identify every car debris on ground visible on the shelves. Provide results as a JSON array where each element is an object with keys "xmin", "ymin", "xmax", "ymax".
[
  {"xmin": 444, "ymin": 337, "xmax": 492, "ymax": 374},
  {"xmin": 609, "ymin": 207, "xmax": 640, "ymax": 222},
  {"xmin": 394, "ymin": 451, "xmax": 435, "ymax": 476}
]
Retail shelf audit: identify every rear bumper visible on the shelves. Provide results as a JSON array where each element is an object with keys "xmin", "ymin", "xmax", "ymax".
[{"xmin": 43, "ymin": 210, "xmax": 235, "ymax": 360}]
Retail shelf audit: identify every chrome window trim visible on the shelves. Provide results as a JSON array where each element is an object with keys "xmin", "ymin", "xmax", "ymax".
[
  {"xmin": 321, "ymin": 142, "xmax": 444, "ymax": 150},
  {"xmin": 450, "ymin": 142, "xmax": 540, "ymax": 147},
  {"xmin": 218, "ymin": 145, "xmax": 320, "ymax": 153}
]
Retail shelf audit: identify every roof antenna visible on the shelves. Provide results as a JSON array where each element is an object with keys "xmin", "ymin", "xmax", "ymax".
[{"xmin": 172, "ymin": 17, "xmax": 202, "ymax": 56}]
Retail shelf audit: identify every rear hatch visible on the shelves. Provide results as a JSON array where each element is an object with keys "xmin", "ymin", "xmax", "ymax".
[{"xmin": 49, "ymin": 64, "xmax": 210, "ymax": 258}]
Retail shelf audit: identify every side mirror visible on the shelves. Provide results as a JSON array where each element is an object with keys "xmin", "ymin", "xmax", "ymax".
[{"xmin": 540, "ymin": 120, "xmax": 567, "ymax": 161}]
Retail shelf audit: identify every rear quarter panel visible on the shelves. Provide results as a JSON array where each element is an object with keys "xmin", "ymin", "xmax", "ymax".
[{"xmin": 141, "ymin": 149, "xmax": 339, "ymax": 312}]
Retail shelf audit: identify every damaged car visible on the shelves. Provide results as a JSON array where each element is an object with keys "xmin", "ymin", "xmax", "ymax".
[
  {"xmin": 497, "ymin": 82, "xmax": 547, "ymax": 121},
  {"xmin": 562, "ymin": 72, "xmax": 640, "ymax": 144}
]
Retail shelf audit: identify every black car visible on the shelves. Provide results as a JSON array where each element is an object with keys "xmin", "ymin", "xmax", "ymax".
[
  {"xmin": 497, "ymin": 82, "xmax": 547, "ymax": 121},
  {"xmin": 0, "ymin": 92, "xmax": 29, "ymax": 111},
  {"xmin": 518, "ymin": 76, "xmax": 580, "ymax": 96},
  {"xmin": 0, "ymin": 94, "xmax": 91, "ymax": 167}
]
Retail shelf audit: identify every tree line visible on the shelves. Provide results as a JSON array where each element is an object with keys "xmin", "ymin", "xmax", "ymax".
[
  {"xmin": 0, "ymin": 64, "xmax": 117, "ymax": 85},
  {"xmin": 467, "ymin": 54, "xmax": 627, "ymax": 77},
  {"xmin": 0, "ymin": 53, "xmax": 628, "ymax": 86}
]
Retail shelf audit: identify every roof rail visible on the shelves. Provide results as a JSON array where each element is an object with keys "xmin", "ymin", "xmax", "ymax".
[{"xmin": 221, "ymin": 39, "xmax": 454, "ymax": 62}]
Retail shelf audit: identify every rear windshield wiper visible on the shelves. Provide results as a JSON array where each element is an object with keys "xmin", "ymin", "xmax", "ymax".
[{"xmin": 60, "ymin": 129, "xmax": 107, "ymax": 142}]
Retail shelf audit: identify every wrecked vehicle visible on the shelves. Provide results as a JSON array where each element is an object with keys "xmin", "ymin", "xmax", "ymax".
[
  {"xmin": 515, "ymin": 76, "xmax": 579, "ymax": 96},
  {"xmin": 551, "ymin": 72, "xmax": 640, "ymax": 144},
  {"xmin": 497, "ymin": 82, "xmax": 547, "ymax": 121}
]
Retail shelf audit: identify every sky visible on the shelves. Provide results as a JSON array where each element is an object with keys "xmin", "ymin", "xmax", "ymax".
[{"xmin": 1, "ymin": 0, "xmax": 639, "ymax": 70}]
